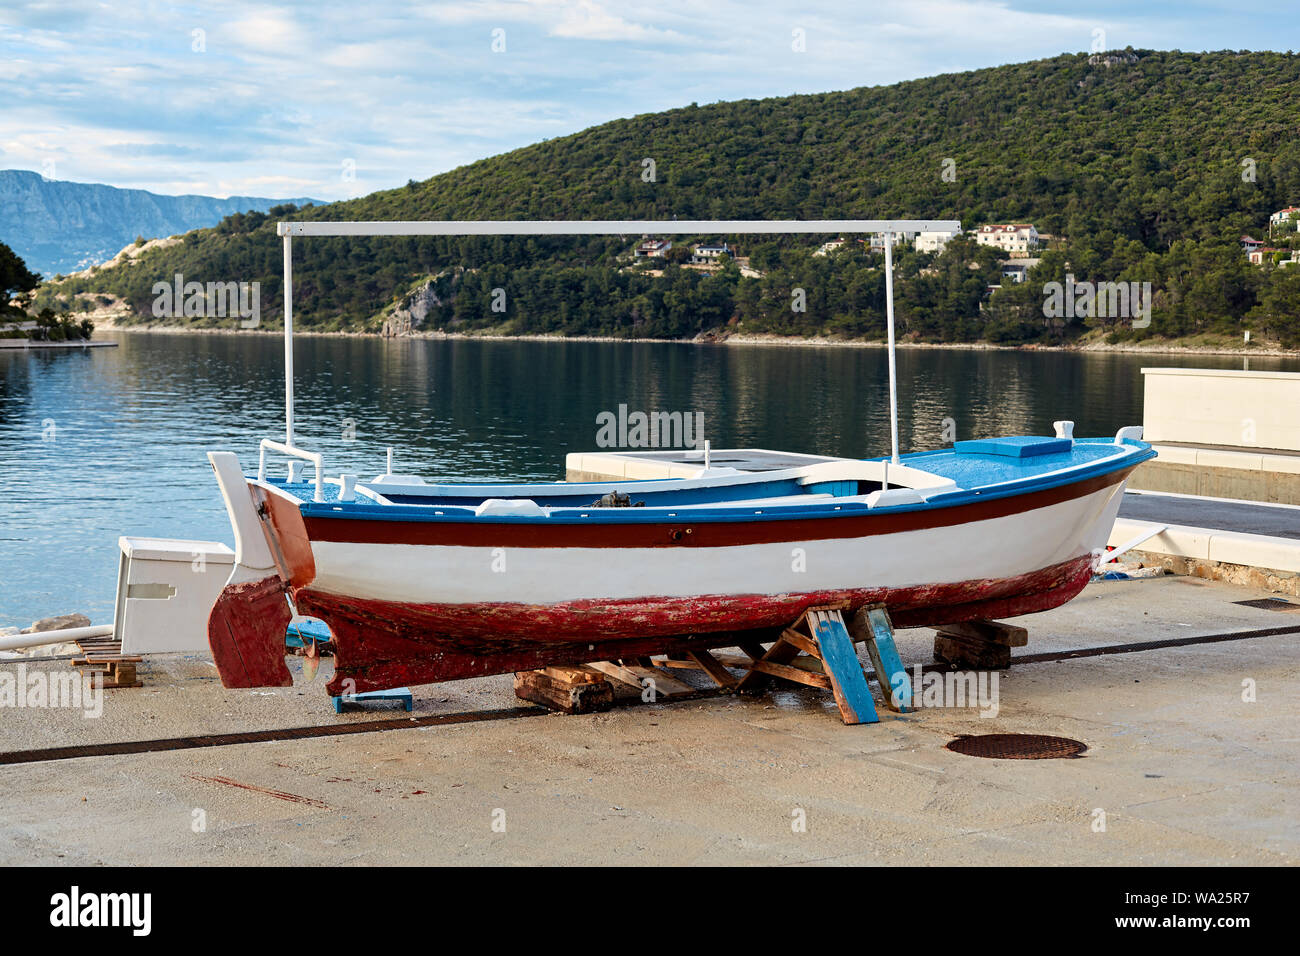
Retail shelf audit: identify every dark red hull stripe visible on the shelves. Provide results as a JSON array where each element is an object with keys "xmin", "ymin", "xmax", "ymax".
[
  {"xmin": 293, "ymin": 554, "xmax": 1097, "ymax": 694},
  {"xmin": 303, "ymin": 467, "xmax": 1135, "ymax": 549}
]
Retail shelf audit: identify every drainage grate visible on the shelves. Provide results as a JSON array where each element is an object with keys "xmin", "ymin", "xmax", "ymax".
[
  {"xmin": 946, "ymin": 734, "xmax": 1088, "ymax": 759},
  {"xmin": 1234, "ymin": 598, "xmax": 1300, "ymax": 612}
]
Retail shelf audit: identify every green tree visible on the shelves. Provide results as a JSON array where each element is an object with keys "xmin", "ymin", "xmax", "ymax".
[{"xmin": 0, "ymin": 240, "xmax": 40, "ymax": 316}]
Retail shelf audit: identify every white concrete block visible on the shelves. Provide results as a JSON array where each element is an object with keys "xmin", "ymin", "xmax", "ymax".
[
  {"xmin": 1207, "ymin": 532, "xmax": 1300, "ymax": 573},
  {"xmin": 115, "ymin": 537, "xmax": 236, "ymax": 655}
]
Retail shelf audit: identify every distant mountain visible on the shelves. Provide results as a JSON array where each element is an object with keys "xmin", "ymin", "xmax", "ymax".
[{"xmin": 0, "ymin": 170, "xmax": 320, "ymax": 276}]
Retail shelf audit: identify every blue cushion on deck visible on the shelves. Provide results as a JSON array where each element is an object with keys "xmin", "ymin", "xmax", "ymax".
[{"xmin": 952, "ymin": 436, "xmax": 1073, "ymax": 458}]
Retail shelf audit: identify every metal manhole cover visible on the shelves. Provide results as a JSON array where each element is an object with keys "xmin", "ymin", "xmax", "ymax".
[
  {"xmin": 1234, "ymin": 598, "xmax": 1300, "ymax": 612},
  {"xmin": 946, "ymin": 734, "xmax": 1088, "ymax": 759}
]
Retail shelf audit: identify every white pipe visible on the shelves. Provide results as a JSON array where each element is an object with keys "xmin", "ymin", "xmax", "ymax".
[
  {"xmin": 883, "ymin": 231, "xmax": 900, "ymax": 465},
  {"xmin": 386, "ymin": 446, "xmax": 394, "ymax": 476},
  {"xmin": 278, "ymin": 219, "xmax": 961, "ymax": 238},
  {"xmin": 0, "ymin": 624, "xmax": 113, "ymax": 653},
  {"xmin": 273, "ymin": 218, "xmax": 957, "ymax": 471},
  {"xmin": 1098, "ymin": 525, "xmax": 1168, "ymax": 568},
  {"xmin": 258, "ymin": 438, "xmax": 324, "ymax": 502},
  {"xmin": 283, "ymin": 233, "xmax": 294, "ymax": 447}
]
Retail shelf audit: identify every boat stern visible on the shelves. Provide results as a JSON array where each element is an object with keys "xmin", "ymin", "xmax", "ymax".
[
  {"xmin": 208, "ymin": 572, "xmax": 293, "ymax": 688},
  {"xmin": 205, "ymin": 451, "xmax": 308, "ymax": 688}
]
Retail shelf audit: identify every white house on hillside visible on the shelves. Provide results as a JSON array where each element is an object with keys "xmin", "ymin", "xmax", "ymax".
[
  {"xmin": 691, "ymin": 242, "xmax": 731, "ymax": 264},
  {"xmin": 915, "ymin": 223, "xmax": 962, "ymax": 253},
  {"xmin": 1269, "ymin": 207, "xmax": 1300, "ymax": 233},
  {"xmin": 814, "ymin": 238, "xmax": 850, "ymax": 256},
  {"xmin": 634, "ymin": 239, "xmax": 672, "ymax": 258},
  {"xmin": 974, "ymin": 224, "xmax": 1040, "ymax": 256},
  {"xmin": 868, "ymin": 231, "xmax": 914, "ymax": 250}
]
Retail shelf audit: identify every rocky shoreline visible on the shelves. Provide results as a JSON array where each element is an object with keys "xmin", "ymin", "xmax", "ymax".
[{"xmin": 92, "ymin": 323, "xmax": 1300, "ymax": 358}]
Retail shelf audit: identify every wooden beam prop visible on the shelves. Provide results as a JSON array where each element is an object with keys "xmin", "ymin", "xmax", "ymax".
[
  {"xmin": 851, "ymin": 605, "xmax": 912, "ymax": 713},
  {"xmin": 810, "ymin": 615, "xmax": 879, "ymax": 725}
]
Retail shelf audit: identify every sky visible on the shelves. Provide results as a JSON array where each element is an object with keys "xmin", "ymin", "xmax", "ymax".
[{"xmin": 0, "ymin": 0, "xmax": 1295, "ymax": 202}]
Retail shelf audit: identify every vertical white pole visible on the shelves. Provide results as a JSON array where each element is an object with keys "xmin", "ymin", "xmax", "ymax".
[
  {"xmin": 283, "ymin": 233, "xmax": 294, "ymax": 447},
  {"xmin": 883, "ymin": 230, "xmax": 900, "ymax": 464}
]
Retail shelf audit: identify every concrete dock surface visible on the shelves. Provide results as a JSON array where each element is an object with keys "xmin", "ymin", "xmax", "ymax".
[{"xmin": 1, "ymin": 574, "xmax": 1296, "ymax": 866}]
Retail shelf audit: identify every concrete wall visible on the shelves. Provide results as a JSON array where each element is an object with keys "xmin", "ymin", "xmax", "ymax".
[
  {"xmin": 1142, "ymin": 368, "xmax": 1300, "ymax": 450},
  {"xmin": 1131, "ymin": 445, "xmax": 1300, "ymax": 504}
]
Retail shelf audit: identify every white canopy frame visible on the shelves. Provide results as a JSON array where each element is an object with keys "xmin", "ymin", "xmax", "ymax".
[{"xmin": 275, "ymin": 219, "xmax": 960, "ymax": 466}]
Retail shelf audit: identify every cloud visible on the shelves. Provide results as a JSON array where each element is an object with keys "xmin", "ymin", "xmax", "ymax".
[
  {"xmin": 223, "ymin": 9, "xmax": 307, "ymax": 55},
  {"xmin": 0, "ymin": 0, "xmax": 1290, "ymax": 200}
]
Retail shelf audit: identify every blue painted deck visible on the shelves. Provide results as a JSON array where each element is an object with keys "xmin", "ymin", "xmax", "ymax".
[{"xmin": 267, "ymin": 434, "xmax": 1155, "ymax": 525}]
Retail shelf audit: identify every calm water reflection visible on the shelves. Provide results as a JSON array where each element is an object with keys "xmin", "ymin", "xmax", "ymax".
[{"xmin": 1, "ymin": 332, "xmax": 1294, "ymax": 625}]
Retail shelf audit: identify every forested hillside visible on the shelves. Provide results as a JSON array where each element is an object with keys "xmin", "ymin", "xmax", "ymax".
[{"xmin": 35, "ymin": 50, "xmax": 1300, "ymax": 346}]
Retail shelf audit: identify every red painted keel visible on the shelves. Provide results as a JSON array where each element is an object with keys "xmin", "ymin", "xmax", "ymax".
[
  {"xmin": 295, "ymin": 554, "xmax": 1096, "ymax": 695},
  {"xmin": 207, "ymin": 575, "xmax": 294, "ymax": 688}
]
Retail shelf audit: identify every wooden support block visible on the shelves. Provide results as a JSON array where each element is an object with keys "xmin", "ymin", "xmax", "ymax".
[
  {"xmin": 935, "ymin": 620, "xmax": 1028, "ymax": 647},
  {"xmin": 89, "ymin": 670, "xmax": 142, "ymax": 690},
  {"xmin": 542, "ymin": 664, "xmax": 605, "ymax": 684},
  {"xmin": 933, "ymin": 634, "xmax": 1011, "ymax": 669},
  {"xmin": 111, "ymin": 662, "xmax": 137, "ymax": 684},
  {"xmin": 513, "ymin": 670, "xmax": 614, "ymax": 714}
]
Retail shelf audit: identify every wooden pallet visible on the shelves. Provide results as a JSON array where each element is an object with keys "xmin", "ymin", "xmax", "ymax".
[
  {"xmin": 513, "ymin": 605, "xmax": 914, "ymax": 726},
  {"xmin": 513, "ymin": 644, "xmax": 766, "ymax": 715},
  {"xmin": 70, "ymin": 636, "xmax": 143, "ymax": 689}
]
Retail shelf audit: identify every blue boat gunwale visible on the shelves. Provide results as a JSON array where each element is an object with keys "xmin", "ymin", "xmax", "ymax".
[{"xmin": 274, "ymin": 437, "xmax": 1155, "ymax": 526}]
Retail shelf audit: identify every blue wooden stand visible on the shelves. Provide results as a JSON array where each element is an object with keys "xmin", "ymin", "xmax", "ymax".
[
  {"xmin": 330, "ymin": 688, "xmax": 414, "ymax": 714},
  {"xmin": 855, "ymin": 605, "xmax": 913, "ymax": 713},
  {"xmin": 735, "ymin": 603, "xmax": 912, "ymax": 725}
]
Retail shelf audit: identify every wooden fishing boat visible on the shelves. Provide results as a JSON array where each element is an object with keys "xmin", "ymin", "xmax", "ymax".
[
  {"xmin": 204, "ymin": 218, "xmax": 1155, "ymax": 695},
  {"xmin": 207, "ymin": 430, "xmax": 1153, "ymax": 694}
]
